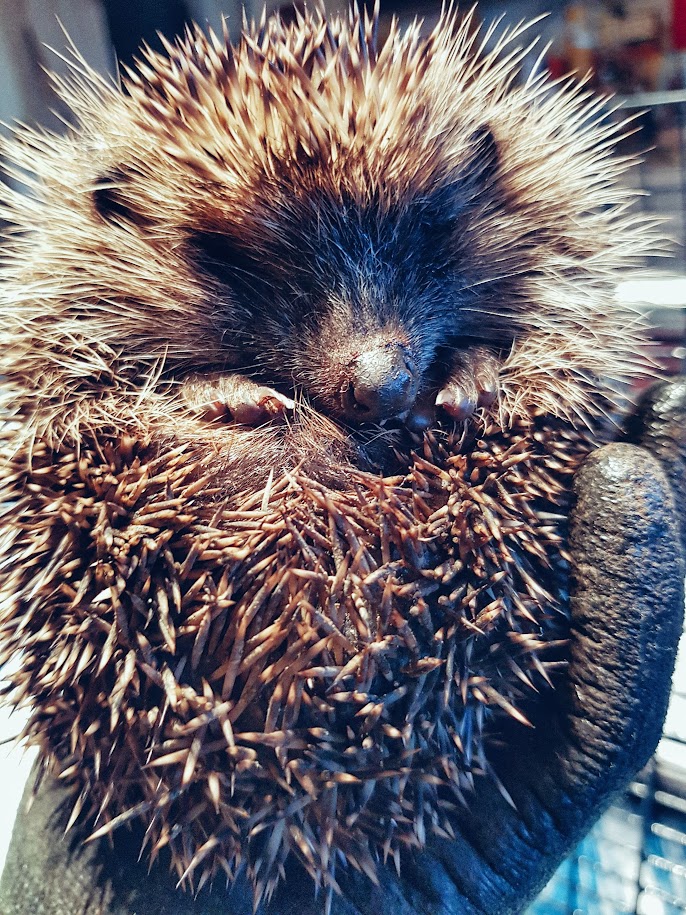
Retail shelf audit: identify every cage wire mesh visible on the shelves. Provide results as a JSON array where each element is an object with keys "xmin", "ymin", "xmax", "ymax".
[{"xmin": 528, "ymin": 90, "xmax": 686, "ymax": 915}]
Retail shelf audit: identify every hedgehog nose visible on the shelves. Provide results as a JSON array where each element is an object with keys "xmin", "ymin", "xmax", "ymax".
[{"xmin": 343, "ymin": 346, "xmax": 418, "ymax": 422}]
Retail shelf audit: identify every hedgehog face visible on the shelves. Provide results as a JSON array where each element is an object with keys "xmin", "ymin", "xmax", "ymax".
[
  {"xmin": 92, "ymin": 121, "xmax": 505, "ymax": 426},
  {"xmin": 187, "ymin": 171, "xmax": 505, "ymax": 424}
]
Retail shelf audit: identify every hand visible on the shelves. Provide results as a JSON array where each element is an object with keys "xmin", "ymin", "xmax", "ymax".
[{"xmin": 1, "ymin": 380, "xmax": 684, "ymax": 915}]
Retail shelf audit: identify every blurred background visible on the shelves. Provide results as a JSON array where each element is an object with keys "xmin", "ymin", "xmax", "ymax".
[{"xmin": 1, "ymin": 1, "xmax": 686, "ymax": 912}]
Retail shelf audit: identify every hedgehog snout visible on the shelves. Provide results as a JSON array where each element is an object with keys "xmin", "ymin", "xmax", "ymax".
[{"xmin": 341, "ymin": 344, "xmax": 419, "ymax": 422}]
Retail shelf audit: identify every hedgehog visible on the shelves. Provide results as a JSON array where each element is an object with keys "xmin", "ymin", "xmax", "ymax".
[{"xmin": 0, "ymin": 3, "xmax": 655, "ymax": 911}]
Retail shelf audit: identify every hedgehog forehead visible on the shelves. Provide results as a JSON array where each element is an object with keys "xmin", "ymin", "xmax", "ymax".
[{"xmin": 122, "ymin": 11, "xmax": 450, "ymax": 188}]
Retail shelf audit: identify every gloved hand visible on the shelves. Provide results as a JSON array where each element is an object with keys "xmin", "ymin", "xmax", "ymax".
[{"xmin": 1, "ymin": 379, "xmax": 684, "ymax": 915}]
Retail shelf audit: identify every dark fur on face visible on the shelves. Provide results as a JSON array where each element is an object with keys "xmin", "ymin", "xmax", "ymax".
[{"xmin": 187, "ymin": 135, "xmax": 505, "ymax": 413}]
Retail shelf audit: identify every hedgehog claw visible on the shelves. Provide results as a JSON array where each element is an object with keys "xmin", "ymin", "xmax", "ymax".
[
  {"xmin": 182, "ymin": 373, "xmax": 294, "ymax": 426},
  {"xmin": 437, "ymin": 347, "xmax": 500, "ymax": 421},
  {"xmin": 436, "ymin": 384, "xmax": 477, "ymax": 421}
]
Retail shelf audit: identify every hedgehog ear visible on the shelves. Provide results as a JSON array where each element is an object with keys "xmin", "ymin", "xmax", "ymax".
[
  {"xmin": 93, "ymin": 167, "xmax": 148, "ymax": 228},
  {"xmin": 427, "ymin": 126, "xmax": 500, "ymax": 230},
  {"xmin": 466, "ymin": 125, "xmax": 500, "ymax": 186}
]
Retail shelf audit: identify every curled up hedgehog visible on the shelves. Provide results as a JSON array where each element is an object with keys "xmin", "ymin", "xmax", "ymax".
[{"xmin": 0, "ymin": 3, "xmax": 672, "ymax": 911}]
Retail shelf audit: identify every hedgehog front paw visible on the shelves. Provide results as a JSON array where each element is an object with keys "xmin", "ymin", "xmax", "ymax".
[
  {"xmin": 436, "ymin": 347, "xmax": 500, "ymax": 421},
  {"xmin": 181, "ymin": 373, "xmax": 295, "ymax": 425}
]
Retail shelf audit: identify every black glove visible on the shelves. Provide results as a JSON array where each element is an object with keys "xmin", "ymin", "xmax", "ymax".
[{"xmin": 1, "ymin": 379, "xmax": 684, "ymax": 915}]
